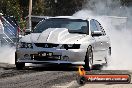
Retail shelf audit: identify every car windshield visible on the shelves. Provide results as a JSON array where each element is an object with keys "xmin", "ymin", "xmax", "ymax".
[{"xmin": 33, "ymin": 18, "xmax": 89, "ymax": 34}]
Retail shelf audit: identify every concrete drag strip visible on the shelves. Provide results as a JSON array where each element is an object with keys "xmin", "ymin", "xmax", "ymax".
[
  {"xmin": 0, "ymin": 63, "xmax": 132, "ymax": 88},
  {"xmin": 0, "ymin": 71, "xmax": 76, "ymax": 88},
  {"xmin": 0, "ymin": 71, "xmax": 54, "ymax": 88},
  {"xmin": 52, "ymin": 81, "xmax": 80, "ymax": 88}
]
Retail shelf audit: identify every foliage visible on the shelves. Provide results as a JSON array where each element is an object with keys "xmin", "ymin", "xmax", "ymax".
[{"xmin": 0, "ymin": 0, "xmax": 21, "ymax": 18}]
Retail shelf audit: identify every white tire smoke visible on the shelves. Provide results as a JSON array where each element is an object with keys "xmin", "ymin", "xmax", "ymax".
[
  {"xmin": 73, "ymin": 0, "xmax": 132, "ymax": 70},
  {"xmin": 0, "ymin": 46, "xmax": 15, "ymax": 64}
]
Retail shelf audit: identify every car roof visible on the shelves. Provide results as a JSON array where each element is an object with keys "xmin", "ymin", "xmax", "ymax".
[{"xmin": 47, "ymin": 16, "xmax": 89, "ymax": 20}]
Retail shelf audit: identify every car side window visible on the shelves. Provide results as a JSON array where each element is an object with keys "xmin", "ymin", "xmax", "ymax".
[
  {"xmin": 94, "ymin": 20, "xmax": 106, "ymax": 35},
  {"xmin": 90, "ymin": 19, "xmax": 99, "ymax": 32}
]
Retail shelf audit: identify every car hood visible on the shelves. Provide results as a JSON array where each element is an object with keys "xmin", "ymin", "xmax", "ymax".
[{"xmin": 20, "ymin": 28, "xmax": 87, "ymax": 44}]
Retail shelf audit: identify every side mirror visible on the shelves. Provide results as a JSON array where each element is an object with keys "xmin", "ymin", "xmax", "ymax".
[
  {"xmin": 25, "ymin": 29, "xmax": 31, "ymax": 35},
  {"xmin": 91, "ymin": 31, "xmax": 102, "ymax": 37}
]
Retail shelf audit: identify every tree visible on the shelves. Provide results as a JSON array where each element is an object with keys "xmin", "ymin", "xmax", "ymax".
[
  {"xmin": 120, "ymin": 0, "xmax": 132, "ymax": 6},
  {"xmin": 43, "ymin": 0, "xmax": 85, "ymax": 16},
  {"xmin": 0, "ymin": 0, "xmax": 21, "ymax": 18},
  {"xmin": 32, "ymin": 0, "xmax": 46, "ymax": 15}
]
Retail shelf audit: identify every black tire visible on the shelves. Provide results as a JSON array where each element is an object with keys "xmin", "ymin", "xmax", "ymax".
[
  {"xmin": 84, "ymin": 46, "xmax": 93, "ymax": 71},
  {"xmin": 105, "ymin": 47, "xmax": 111, "ymax": 66},
  {"xmin": 16, "ymin": 62, "xmax": 25, "ymax": 70},
  {"xmin": 109, "ymin": 47, "xmax": 111, "ymax": 56},
  {"xmin": 15, "ymin": 52, "xmax": 17, "ymax": 65},
  {"xmin": 15, "ymin": 52, "xmax": 25, "ymax": 70}
]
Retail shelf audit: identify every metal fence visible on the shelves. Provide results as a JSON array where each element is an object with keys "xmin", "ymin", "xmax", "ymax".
[{"xmin": 0, "ymin": 16, "xmax": 18, "ymax": 46}]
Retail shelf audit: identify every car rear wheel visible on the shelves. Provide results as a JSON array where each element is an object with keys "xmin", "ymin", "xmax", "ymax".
[
  {"xmin": 84, "ymin": 46, "xmax": 93, "ymax": 71},
  {"xmin": 105, "ymin": 47, "xmax": 111, "ymax": 66}
]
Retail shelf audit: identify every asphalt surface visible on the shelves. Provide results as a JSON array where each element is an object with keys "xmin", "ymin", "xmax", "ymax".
[{"xmin": 0, "ymin": 63, "xmax": 132, "ymax": 88}]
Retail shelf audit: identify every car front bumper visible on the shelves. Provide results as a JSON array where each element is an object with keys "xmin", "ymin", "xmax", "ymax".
[{"xmin": 16, "ymin": 48, "xmax": 86, "ymax": 65}]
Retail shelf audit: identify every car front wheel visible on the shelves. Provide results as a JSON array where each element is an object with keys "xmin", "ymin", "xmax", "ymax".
[
  {"xmin": 15, "ymin": 52, "xmax": 25, "ymax": 70},
  {"xmin": 84, "ymin": 46, "xmax": 93, "ymax": 71},
  {"xmin": 16, "ymin": 62, "xmax": 25, "ymax": 70}
]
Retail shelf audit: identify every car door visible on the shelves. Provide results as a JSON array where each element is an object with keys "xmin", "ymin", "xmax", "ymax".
[
  {"xmin": 90, "ymin": 19, "xmax": 102, "ymax": 51},
  {"xmin": 90, "ymin": 19, "xmax": 107, "ymax": 61},
  {"xmin": 94, "ymin": 20, "xmax": 110, "ymax": 52}
]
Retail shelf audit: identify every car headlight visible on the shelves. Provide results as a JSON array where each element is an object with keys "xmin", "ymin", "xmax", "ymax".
[
  {"xmin": 18, "ymin": 42, "xmax": 33, "ymax": 48},
  {"xmin": 60, "ymin": 44, "xmax": 80, "ymax": 50}
]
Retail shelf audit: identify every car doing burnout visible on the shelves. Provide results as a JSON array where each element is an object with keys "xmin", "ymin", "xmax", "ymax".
[{"xmin": 15, "ymin": 16, "xmax": 111, "ymax": 70}]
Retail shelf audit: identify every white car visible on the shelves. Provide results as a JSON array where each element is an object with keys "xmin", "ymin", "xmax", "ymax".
[{"xmin": 15, "ymin": 16, "xmax": 111, "ymax": 70}]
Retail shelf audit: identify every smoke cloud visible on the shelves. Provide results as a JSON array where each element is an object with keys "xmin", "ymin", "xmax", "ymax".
[
  {"xmin": 0, "ymin": 46, "xmax": 15, "ymax": 64},
  {"xmin": 73, "ymin": 0, "xmax": 132, "ymax": 70}
]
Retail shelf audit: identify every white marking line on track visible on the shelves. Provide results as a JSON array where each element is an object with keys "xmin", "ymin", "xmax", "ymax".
[{"xmin": 52, "ymin": 81, "xmax": 77, "ymax": 88}]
